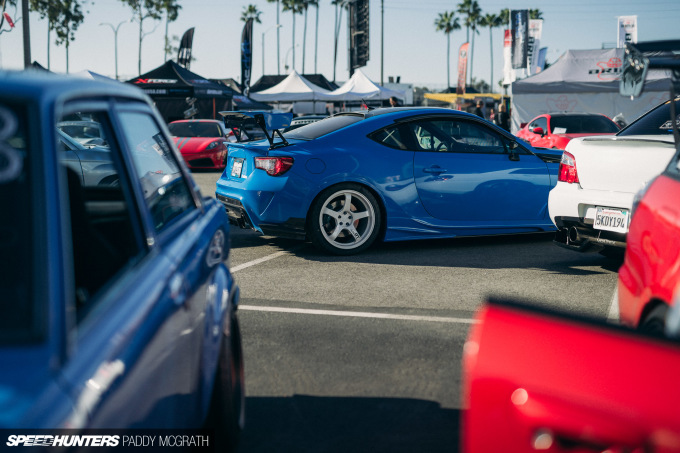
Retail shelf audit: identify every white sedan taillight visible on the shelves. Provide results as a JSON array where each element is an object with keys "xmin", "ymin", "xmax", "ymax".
[{"xmin": 558, "ymin": 151, "xmax": 579, "ymax": 184}]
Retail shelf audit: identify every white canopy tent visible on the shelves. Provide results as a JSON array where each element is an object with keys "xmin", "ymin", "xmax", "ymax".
[
  {"xmin": 511, "ymin": 48, "xmax": 672, "ymax": 133},
  {"xmin": 322, "ymin": 68, "xmax": 406, "ymax": 102},
  {"xmin": 250, "ymin": 70, "xmax": 331, "ymax": 102}
]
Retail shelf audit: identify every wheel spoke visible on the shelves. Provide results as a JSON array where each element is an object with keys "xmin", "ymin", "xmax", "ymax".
[
  {"xmin": 328, "ymin": 223, "xmax": 344, "ymax": 241},
  {"xmin": 346, "ymin": 225, "xmax": 362, "ymax": 242},
  {"xmin": 343, "ymin": 193, "xmax": 352, "ymax": 209},
  {"xmin": 322, "ymin": 207, "xmax": 338, "ymax": 218},
  {"xmin": 352, "ymin": 210, "xmax": 370, "ymax": 220}
]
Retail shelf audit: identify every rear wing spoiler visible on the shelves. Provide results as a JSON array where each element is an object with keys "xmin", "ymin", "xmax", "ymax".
[
  {"xmin": 621, "ymin": 40, "xmax": 680, "ymax": 146},
  {"xmin": 620, "ymin": 40, "xmax": 680, "ymax": 98},
  {"xmin": 219, "ymin": 111, "xmax": 293, "ymax": 149}
]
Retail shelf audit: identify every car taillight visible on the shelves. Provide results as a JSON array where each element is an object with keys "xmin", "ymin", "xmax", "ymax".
[
  {"xmin": 558, "ymin": 151, "xmax": 579, "ymax": 184},
  {"xmin": 254, "ymin": 157, "xmax": 294, "ymax": 176}
]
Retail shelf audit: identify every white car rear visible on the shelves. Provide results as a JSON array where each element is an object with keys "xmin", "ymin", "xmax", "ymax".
[{"xmin": 548, "ymin": 98, "xmax": 679, "ymax": 253}]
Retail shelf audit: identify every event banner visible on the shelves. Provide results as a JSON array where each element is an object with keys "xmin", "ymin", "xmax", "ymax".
[
  {"xmin": 241, "ymin": 18, "xmax": 253, "ymax": 96},
  {"xmin": 617, "ymin": 15, "xmax": 637, "ymax": 48},
  {"xmin": 457, "ymin": 42, "xmax": 469, "ymax": 94},
  {"xmin": 177, "ymin": 27, "xmax": 195, "ymax": 69},
  {"xmin": 511, "ymin": 10, "xmax": 528, "ymax": 70},
  {"xmin": 502, "ymin": 29, "xmax": 515, "ymax": 85},
  {"xmin": 527, "ymin": 19, "xmax": 543, "ymax": 75}
]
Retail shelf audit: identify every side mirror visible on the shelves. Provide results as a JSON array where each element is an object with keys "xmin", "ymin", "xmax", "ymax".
[
  {"xmin": 507, "ymin": 141, "xmax": 520, "ymax": 161},
  {"xmin": 620, "ymin": 44, "xmax": 649, "ymax": 98},
  {"xmin": 531, "ymin": 126, "xmax": 545, "ymax": 136}
]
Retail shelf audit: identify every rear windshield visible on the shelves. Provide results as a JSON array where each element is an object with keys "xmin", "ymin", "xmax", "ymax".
[
  {"xmin": 0, "ymin": 101, "xmax": 39, "ymax": 343},
  {"xmin": 283, "ymin": 114, "xmax": 363, "ymax": 140},
  {"xmin": 550, "ymin": 115, "xmax": 619, "ymax": 134},
  {"xmin": 618, "ymin": 98, "xmax": 680, "ymax": 136},
  {"xmin": 168, "ymin": 122, "xmax": 223, "ymax": 138}
]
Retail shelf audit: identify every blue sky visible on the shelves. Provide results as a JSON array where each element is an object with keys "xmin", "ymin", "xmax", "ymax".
[{"xmin": 0, "ymin": 0, "xmax": 678, "ymax": 91}]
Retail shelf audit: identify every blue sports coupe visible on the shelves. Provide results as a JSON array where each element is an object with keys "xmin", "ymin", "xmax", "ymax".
[
  {"xmin": 216, "ymin": 108, "xmax": 562, "ymax": 255},
  {"xmin": 2, "ymin": 71, "xmax": 243, "ymax": 450}
]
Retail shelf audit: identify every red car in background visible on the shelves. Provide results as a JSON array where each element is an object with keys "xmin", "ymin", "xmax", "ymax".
[
  {"xmin": 516, "ymin": 113, "xmax": 619, "ymax": 149},
  {"xmin": 168, "ymin": 119, "xmax": 229, "ymax": 170}
]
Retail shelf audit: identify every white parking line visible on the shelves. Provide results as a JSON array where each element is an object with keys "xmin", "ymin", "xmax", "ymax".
[
  {"xmin": 231, "ymin": 250, "xmax": 291, "ymax": 273},
  {"xmin": 239, "ymin": 305, "xmax": 479, "ymax": 324},
  {"xmin": 607, "ymin": 286, "xmax": 619, "ymax": 323}
]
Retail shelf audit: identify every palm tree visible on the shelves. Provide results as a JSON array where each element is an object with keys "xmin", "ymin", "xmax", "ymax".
[
  {"xmin": 499, "ymin": 8, "xmax": 510, "ymax": 27},
  {"xmin": 456, "ymin": 0, "xmax": 472, "ymax": 43},
  {"xmin": 479, "ymin": 13, "xmax": 502, "ymax": 93},
  {"xmin": 266, "ymin": 0, "xmax": 281, "ymax": 74},
  {"xmin": 313, "ymin": 0, "xmax": 320, "ymax": 73},
  {"xmin": 301, "ymin": 0, "xmax": 318, "ymax": 74},
  {"xmin": 282, "ymin": 0, "xmax": 304, "ymax": 71},
  {"xmin": 529, "ymin": 9, "xmax": 543, "ymax": 20},
  {"xmin": 240, "ymin": 4, "xmax": 261, "ymax": 23},
  {"xmin": 434, "ymin": 11, "xmax": 461, "ymax": 90},
  {"xmin": 465, "ymin": 1, "xmax": 482, "ymax": 86},
  {"xmin": 331, "ymin": 0, "xmax": 348, "ymax": 82}
]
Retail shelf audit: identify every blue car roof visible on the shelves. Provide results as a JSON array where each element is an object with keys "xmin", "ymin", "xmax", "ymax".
[{"xmin": 0, "ymin": 70, "xmax": 149, "ymax": 104}]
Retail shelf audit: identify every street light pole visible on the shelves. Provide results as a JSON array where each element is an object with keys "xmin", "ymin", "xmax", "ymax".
[
  {"xmin": 262, "ymin": 24, "xmax": 282, "ymax": 78},
  {"xmin": 100, "ymin": 20, "xmax": 128, "ymax": 80}
]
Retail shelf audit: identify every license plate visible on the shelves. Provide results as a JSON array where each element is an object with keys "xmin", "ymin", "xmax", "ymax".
[
  {"xmin": 231, "ymin": 158, "xmax": 244, "ymax": 178},
  {"xmin": 594, "ymin": 207, "xmax": 630, "ymax": 233}
]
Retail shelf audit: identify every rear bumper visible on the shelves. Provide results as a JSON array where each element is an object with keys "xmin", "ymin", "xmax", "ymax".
[
  {"xmin": 215, "ymin": 193, "xmax": 306, "ymax": 240},
  {"xmin": 552, "ymin": 216, "xmax": 627, "ymax": 252}
]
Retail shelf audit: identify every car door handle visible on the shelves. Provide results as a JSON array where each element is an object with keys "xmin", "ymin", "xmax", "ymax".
[{"xmin": 423, "ymin": 166, "xmax": 447, "ymax": 174}]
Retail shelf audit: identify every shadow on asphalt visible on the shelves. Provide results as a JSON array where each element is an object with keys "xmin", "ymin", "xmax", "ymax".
[
  {"xmin": 237, "ymin": 395, "xmax": 460, "ymax": 453},
  {"xmin": 229, "ymin": 230, "xmax": 623, "ymax": 275}
]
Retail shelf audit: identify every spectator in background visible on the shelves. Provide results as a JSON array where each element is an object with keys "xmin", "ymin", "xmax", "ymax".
[
  {"xmin": 495, "ymin": 103, "xmax": 510, "ymax": 132},
  {"xmin": 389, "ymin": 96, "xmax": 399, "ymax": 107},
  {"xmin": 474, "ymin": 100, "xmax": 485, "ymax": 118}
]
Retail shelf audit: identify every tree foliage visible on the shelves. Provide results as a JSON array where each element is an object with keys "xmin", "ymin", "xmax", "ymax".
[
  {"xmin": 29, "ymin": 0, "xmax": 85, "ymax": 47},
  {"xmin": 118, "ymin": 0, "xmax": 181, "ymax": 74},
  {"xmin": 241, "ymin": 4, "xmax": 261, "ymax": 23}
]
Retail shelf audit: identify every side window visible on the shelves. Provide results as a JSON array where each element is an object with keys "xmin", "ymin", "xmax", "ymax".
[
  {"xmin": 368, "ymin": 125, "xmax": 408, "ymax": 150},
  {"xmin": 532, "ymin": 117, "xmax": 548, "ymax": 132},
  {"xmin": 404, "ymin": 119, "xmax": 507, "ymax": 154},
  {"xmin": 58, "ymin": 109, "xmax": 142, "ymax": 317},
  {"xmin": 116, "ymin": 110, "xmax": 195, "ymax": 232}
]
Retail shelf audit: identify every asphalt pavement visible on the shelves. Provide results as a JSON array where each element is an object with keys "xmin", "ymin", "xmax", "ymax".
[{"xmin": 191, "ymin": 170, "xmax": 621, "ymax": 453}]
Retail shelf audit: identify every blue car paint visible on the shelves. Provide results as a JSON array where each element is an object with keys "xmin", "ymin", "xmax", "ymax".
[
  {"xmin": 216, "ymin": 108, "xmax": 561, "ymax": 247},
  {"xmin": 0, "ymin": 71, "xmax": 239, "ymax": 429}
]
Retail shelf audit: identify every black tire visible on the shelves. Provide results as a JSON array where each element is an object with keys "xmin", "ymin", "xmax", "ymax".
[
  {"xmin": 640, "ymin": 304, "xmax": 668, "ymax": 337},
  {"xmin": 309, "ymin": 183, "xmax": 382, "ymax": 255},
  {"xmin": 206, "ymin": 315, "xmax": 245, "ymax": 453}
]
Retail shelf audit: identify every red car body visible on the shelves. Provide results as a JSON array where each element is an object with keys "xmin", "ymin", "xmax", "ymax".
[
  {"xmin": 168, "ymin": 119, "xmax": 229, "ymax": 170},
  {"xmin": 618, "ymin": 162, "xmax": 680, "ymax": 331},
  {"xmin": 462, "ymin": 299, "xmax": 680, "ymax": 453},
  {"xmin": 516, "ymin": 113, "xmax": 619, "ymax": 150}
]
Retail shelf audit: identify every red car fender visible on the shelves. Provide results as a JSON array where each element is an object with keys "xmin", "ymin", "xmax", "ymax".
[{"xmin": 463, "ymin": 301, "xmax": 680, "ymax": 453}]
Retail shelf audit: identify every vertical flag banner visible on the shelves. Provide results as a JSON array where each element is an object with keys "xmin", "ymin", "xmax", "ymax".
[
  {"xmin": 535, "ymin": 47, "xmax": 548, "ymax": 74},
  {"xmin": 527, "ymin": 19, "xmax": 543, "ymax": 75},
  {"xmin": 511, "ymin": 10, "xmax": 528, "ymax": 70},
  {"xmin": 457, "ymin": 42, "xmax": 469, "ymax": 95},
  {"xmin": 617, "ymin": 16, "xmax": 637, "ymax": 48},
  {"xmin": 177, "ymin": 27, "xmax": 195, "ymax": 69},
  {"xmin": 241, "ymin": 18, "xmax": 254, "ymax": 96},
  {"xmin": 502, "ymin": 29, "xmax": 515, "ymax": 85}
]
